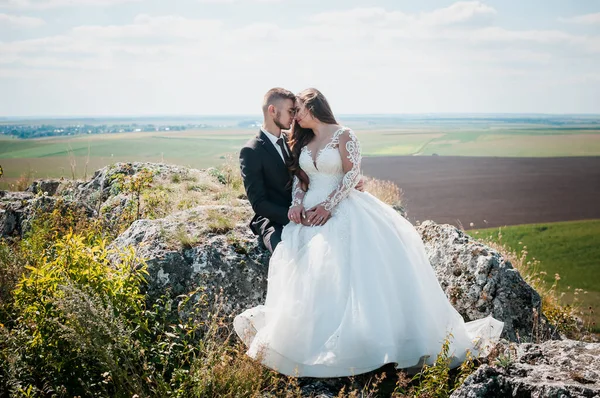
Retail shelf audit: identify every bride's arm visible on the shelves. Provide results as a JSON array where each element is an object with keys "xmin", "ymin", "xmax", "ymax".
[
  {"xmin": 288, "ymin": 174, "xmax": 308, "ymax": 224},
  {"xmin": 290, "ymin": 175, "xmax": 306, "ymax": 208},
  {"xmin": 323, "ymin": 129, "xmax": 362, "ymax": 211},
  {"xmin": 306, "ymin": 129, "xmax": 361, "ymax": 225}
]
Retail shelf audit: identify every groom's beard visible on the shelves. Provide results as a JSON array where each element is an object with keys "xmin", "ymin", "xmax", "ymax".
[{"xmin": 274, "ymin": 111, "xmax": 288, "ymax": 130}]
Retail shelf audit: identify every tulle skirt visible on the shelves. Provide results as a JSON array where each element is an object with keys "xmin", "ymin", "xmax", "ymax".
[{"xmin": 234, "ymin": 190, "xmax": 503, "ymax": 378}]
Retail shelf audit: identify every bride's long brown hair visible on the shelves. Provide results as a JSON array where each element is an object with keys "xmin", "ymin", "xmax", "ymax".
[{"xmin": 287, "ymin": 88, "xmax": 338, "ymax": 191}]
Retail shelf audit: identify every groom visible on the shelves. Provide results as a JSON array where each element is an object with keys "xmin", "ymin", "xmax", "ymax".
[
  {"xmin": 240, "ymin": 87, "xmax": 363, "ymax": 253},
  {"xmin": 239, "ymin": 88, "xmax": 300, "ymax": 253}
]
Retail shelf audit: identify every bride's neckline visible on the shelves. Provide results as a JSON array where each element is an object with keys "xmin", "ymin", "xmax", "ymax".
[{"xmin": 303, "ymin": 126, "xmax": 346, "ymax": 170}]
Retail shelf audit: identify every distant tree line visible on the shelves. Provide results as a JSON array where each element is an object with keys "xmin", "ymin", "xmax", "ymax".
[{"xmin": 0, "ymin": 123, "xmax": 210, "ymax": 139}]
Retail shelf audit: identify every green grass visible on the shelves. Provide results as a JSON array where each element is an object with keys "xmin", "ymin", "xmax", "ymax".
[
  {"xmin": 419, "ymin": 132, "xmax": 600, "ymax": 157},
  {"xmin": 469, "ymin": 219, "xmax": 600, "ymax": 330}
]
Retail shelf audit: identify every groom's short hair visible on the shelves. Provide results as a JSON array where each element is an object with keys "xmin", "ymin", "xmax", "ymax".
[{"xmin": 263, "ymin": 88, "xmax": 295, "ymax": 114}]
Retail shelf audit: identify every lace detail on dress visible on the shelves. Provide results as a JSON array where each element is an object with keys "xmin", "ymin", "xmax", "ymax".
[
  {"xmin": 290, "ymin": 175, "xmax": 306, "ymax": 208},
  {"xmin": 304, "ymin": 127, "xmax": 345, "ymax": 170},
  {"xmin": 322, "ymin": 129, "xmax": 362, "ymax": 212}
]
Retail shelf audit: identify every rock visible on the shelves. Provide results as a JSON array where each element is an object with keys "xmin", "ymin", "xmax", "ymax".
[
  {"xmin": 451, "ymin": 339, "xmax": 600, "ymax": 397},
  {"xmin": 0, "ymin": 191, "xmax": 35, "ymax": 237},
  {"xmin": 416, "ymin": 221, "xmax": 555, "ymax": 343},
  {"xmin": 25, "ymin": 179, "xmax": 61, "ymax": 196},
  {"xmin": 62, "ymin": 161, "xmax": 240, "ymax": 228},
  {"xmin": 71, "ymin": 162, "xmax": 200, "ymax": 205},
  {"xmin": 0, "ymin": 190, "xmax": 94, "ymax": 239},
  {"xmin": 110, "ymin": 204, "xmax": 270, "ymax": 316}
]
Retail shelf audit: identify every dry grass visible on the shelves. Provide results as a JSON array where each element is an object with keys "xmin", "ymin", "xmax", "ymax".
[
  {"xmin": 206, "ymin": 208, "xmax": 236, "ymax": 234},
  {"xmin": 141, "ymin": 156, "xmax": 247, "ymax": 221},
  {"xmin": 10, "ymin": 167, "xmax": 35, "ymax": 191},
  {"xmin": 475, "ymin": 229, "xmax": 595, "ymax": 341},
  {"xmin": 364, "ymin": 176, "xmax": 404, "ymax": 208}
]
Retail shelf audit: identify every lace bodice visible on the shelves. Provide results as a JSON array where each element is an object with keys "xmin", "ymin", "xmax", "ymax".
[{"xmin": 290, "ymin": 127, "xmax": 362, "ymax": 212}]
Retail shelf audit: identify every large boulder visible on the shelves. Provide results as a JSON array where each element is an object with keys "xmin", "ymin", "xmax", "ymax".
[
  {"xmin": 110, "ymin": 204, "xmax": 270, "ymax": 315},
  {"xmin": 451, "ymin": 339, "xmax": 600, "ymax": 397},
  {"xmin": 417, "ymin": 221, "xmax": 554, "ymax": 342}
]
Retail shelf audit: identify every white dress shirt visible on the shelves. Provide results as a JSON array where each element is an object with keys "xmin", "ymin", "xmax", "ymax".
[{"xmin": 261, "ymin": 127, "xmax": 290, "ymax": 162}]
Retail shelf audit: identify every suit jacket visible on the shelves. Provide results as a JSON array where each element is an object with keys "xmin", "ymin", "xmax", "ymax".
[{"xmin": 240, "ymin": 130, "xmax": 293, "ymax": 236}]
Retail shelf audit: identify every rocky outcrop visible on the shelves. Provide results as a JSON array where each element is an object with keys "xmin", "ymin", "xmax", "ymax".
[
  {"xmin": 417, "ymin": 220, "xmax": 555, "ymax": 342},
  {"xmin": 4, "ymin": 162, "xmax": 593, "ymax": 397},
  {"xmin": 0, "ymin": 190, "xmax": 94, "ymax": 238},
  {"xmin": 451, "ymin": 339, "xmax": 600, "ymax": 397},
  {"xmin": 1, "ymin": 163, "xmax": 557, "ymax": 346},
  {"xmin": 110, "ymin": 204, "xmax": 270, "ymax": 316},
  {"xmin": 0, "ymin": 162, "xmax": 232, "ymax": 239}
]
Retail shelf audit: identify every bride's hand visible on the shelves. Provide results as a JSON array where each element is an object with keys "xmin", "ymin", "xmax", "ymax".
[
  {"xmin": 288, "ymin": 205, "xmax": 305, "ymax": 224},
  {"xmin": 306, "ymin": 204, "xmax": 331, "ymax": 226}
]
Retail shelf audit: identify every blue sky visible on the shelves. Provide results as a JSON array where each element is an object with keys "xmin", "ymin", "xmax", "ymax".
[{"xmin": 1, "ymin": 0, "xmax": 599, "ymax": 116}]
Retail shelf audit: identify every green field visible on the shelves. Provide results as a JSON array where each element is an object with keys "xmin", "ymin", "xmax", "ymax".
[
  {"xmin": 1, "ymin": 126, "xmax": 600, "ymax": 190},
  {"xmin": 470, "ymin": 219, "xmax": 600, "ymax": 331}
]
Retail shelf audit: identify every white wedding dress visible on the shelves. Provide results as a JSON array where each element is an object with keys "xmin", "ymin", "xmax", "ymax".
[{"xmin": 234, "ymin": 127, "xmax": 504, "ymax": 378}]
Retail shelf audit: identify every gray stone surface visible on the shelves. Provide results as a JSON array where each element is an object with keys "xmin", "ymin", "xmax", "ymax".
[
  {"xmin": 417, "ymin": 220, "xmax": 556, "ymax": 342},
  {"xmin": 451, "ymin": 339, "xmax": 600, "ymax": 397}
]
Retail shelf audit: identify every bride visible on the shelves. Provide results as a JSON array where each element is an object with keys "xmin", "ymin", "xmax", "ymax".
[{"xmin": 233, "ymin": 88, "xmax": 504, "ymax": 378}]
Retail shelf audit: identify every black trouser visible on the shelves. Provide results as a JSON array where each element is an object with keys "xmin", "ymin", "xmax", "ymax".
[
  {"xmin": 261, "ymin": 223, "xmax": 283, "ymax": 253},
  {"xmin": 251, "ymin": 216, "xmax": 285, "ymax": 254}
]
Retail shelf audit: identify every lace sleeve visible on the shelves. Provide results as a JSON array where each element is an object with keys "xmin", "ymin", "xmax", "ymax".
[
  {"xmin": 322, "ymin": 129, "xmax": 362, "ymax": 212},
  {"xmin": 290, "ymin": 175, "xmax": 306, "ymax": 208}
]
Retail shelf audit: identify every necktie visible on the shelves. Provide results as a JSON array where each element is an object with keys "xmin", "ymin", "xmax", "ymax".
[{"xmin": 276, "ymin": 137, "xmax": 291, "ymax": 165}]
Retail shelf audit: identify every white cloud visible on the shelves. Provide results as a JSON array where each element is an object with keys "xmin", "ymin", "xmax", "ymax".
[
  {"xmin": 71, "ymin": 14, "xmax": 223, "ymax": 40},
  {"xmin": 0, "ymin": 12, "xmax": 44, "ymax": 27},
  {"xmin": 310, "ymin": 1, "xmax": 496, "ymax": 27},
  {"xmin": 197, "ymin": 0, "xmax": 280, "ymax": 3},
  {"xmin": 559, "ymin": 12, "xmax": 600, "ymax": 25},
  {"xmin": 0, "ymin": 0, "xmax": 141, "ymax": 9},
  {"xmin": 419, "ymin": 1, "xmax": 496, "ymax": 26},
  {"xmin": 1, "ymin": 2, "xmax": 599, "ymax": 115}
]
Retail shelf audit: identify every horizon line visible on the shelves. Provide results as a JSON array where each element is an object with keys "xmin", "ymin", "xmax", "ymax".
[{"xmin": 2, "ymin": 112, "xmax": 600, "ymax": 120}]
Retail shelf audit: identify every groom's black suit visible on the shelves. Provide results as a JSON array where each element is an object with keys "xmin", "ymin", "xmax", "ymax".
[{"xmin": 240, "ymin": 130, "xmax": 292, "ymax": 253}]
